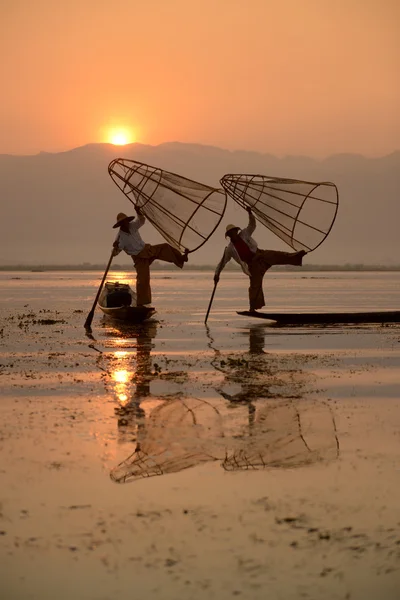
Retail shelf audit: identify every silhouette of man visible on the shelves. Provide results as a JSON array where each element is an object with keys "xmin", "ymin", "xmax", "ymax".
[
  {"xmin": 214, "ymin": 207, "xmax": 306, "ymax": 311},
  {"xmin": 112, "ymin": 206, "xmax": 188, "ymax": 306}
]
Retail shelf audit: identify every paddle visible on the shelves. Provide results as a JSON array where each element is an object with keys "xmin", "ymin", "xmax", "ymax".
[
  {"xmin": 84, "ymin": 249, "xmax": 115, "ymax": 330},
  {"xmin": 204, "ymin": 280, "xmax": 218, "ymax": 324}
]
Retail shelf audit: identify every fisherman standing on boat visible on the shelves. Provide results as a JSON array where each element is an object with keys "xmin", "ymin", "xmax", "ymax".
[
  {"xmin": 112, "ymin": 207, "xmax": 188, "ymax": 306},
  {"xmin": 214, "ymin": 207, "xmax": 306, "ymax": 312}
]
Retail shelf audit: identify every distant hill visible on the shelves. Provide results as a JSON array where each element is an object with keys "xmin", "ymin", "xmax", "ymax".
[{"xmin": 0, "ymin": 142, "xmax": 399, "ymax": 265}]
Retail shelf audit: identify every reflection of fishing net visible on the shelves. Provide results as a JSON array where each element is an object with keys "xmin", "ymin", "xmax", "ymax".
[
  {"xmin": 220, "ymin": 174, "xmax": 339, "ymax": 252},
  {"xmin": 223, "ymin": 400, "xmax": 339, "ymax": 471},
  {"xmin": 109, "ymin": 159, "xmax": 227, "ymax": 253},
  {"xmin": 110, "ymin": 397, "xmax": 223, "ymax": 483}
]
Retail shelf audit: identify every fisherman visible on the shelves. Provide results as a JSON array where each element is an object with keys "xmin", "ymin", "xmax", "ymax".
[
  {"xmin": 112, "ymin": 207, "xmax": 188, "ymax": 306},
  {"xmin": 214, "ymin": 207, "xmax": 306, "ymax": 312}
]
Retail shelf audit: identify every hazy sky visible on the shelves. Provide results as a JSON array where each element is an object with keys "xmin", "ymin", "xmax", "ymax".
[{"xmin": 1, "ymin": 0, "xmax": 399, "ymax": 157}]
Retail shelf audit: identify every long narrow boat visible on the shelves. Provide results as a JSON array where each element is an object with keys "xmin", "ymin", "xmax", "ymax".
[
  {"xmin": 99, "ymin": 282, "xmax": 156, "ymax": 322},
  {"xmin": 237, "ymin": 310, "xmax": 400, "ymax": 325}
]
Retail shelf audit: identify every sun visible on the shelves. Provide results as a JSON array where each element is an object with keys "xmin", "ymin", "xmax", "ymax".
[
  {"xmin": 108, "ymin": 127, "xmax": 134, "ymax": 145},
  {"xmin": 111, "ymin": 132, "xmax": 129, "ymax": 145}
]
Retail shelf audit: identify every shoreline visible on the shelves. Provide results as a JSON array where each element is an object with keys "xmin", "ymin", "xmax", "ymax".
[{"xmin": 1, "ymin": 264, "xmax": 400, "ymax": 272}]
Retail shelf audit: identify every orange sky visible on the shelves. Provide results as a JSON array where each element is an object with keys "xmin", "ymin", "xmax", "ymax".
[{"xmin": 1, "ymin": 0, "xmax": 399, "ymax": 157}]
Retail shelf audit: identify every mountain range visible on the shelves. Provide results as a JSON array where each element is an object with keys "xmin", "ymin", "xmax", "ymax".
[{"xmin": 0, "ymin": 142, "xmax": 399, "ymax": 265}]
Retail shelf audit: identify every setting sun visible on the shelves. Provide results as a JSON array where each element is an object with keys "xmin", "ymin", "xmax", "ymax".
[{"xmin": 108, "ymin": 128, "xmax": 134, "ymax": 146}]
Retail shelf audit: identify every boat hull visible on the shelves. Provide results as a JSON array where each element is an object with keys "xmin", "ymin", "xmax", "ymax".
[
  {"xmin": 98, "ymin": 282, "xmax": 155, "ymax": 323},
  {"xmin": 237, "ymin": 310, "xmax": 400, "ymax": 325},
  {"xmin": 100, "ymin": 305, "xmax": 156, "ymax": 322}
]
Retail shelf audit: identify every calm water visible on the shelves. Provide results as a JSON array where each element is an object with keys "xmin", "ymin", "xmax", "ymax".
[
  {"xmin": 1, "ymin": 269, "xmax": 399, "ymax": 364},
  {"xmin": 1, "ymin": 270, "xmax": 400, "ymax": 600},
  {"xmin": 2, "ymin": 269, "xmax": 399, "ymax": 480},
  {"xmin": 1, "ymin": 269, "xmax": 399, "ymax": 317}
]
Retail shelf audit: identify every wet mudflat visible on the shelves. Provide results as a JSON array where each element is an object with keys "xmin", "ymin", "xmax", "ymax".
[{"xmin": 0, "ymin": 270, "xmax": 400, "ymax": 599}]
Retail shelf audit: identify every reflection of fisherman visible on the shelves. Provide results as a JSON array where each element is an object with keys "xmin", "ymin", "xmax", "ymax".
[
  {"xmin": 112, "ymin": 207, "xmax": 189, "ymax": 306},
  {"xmin": 215, "ymin": 327, "xmax": 265, "ymax": 426},
  {"xmin": 135, "ymin": 321, "xmax": 157, "ymax": 398},
  {"xmin": 114, "ymin": 321, "xmax": 158, "ymax": 440},
  {"xmin": 214, "ymin": 207, "xmax": 306, "ymax": 312}
]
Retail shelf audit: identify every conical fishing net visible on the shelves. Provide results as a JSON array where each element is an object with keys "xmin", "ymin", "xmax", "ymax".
[
  {"xmin": 109, "ymin": 158, "xmax": 227, "ymax": 253},
  {"xmin": 220, "ymin": 174, "xmax": 339, "ymax": 252}
]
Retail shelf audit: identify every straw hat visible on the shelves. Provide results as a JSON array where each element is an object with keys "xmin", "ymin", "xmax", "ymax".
[
  {"xmin": 225, "ymin": 224, "xmax": 240, "ymax": 236},
  {"xmin": 113, "ymin": 212, "xmax": 135, "ymax": 228}
]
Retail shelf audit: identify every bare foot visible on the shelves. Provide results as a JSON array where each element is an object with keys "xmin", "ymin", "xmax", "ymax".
[{"xmin": 183, "ymin": 249, "xmax": 189, "ymax": 263}]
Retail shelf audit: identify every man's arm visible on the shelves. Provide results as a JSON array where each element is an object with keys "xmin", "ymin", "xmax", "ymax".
[
  {"xmin": 214, "ymin": 246, "xmax": 232, "ymax": 282},
  {"xmin": 112, "ymin": 234, "xmax": 122, "ymax": 257},
  {"xmin": 135, "ymin": 206, "xmax": 146, "ymax": 228},
  {"xmin": 242, "ymin": 206, "xmax": 256, "ymax": 236}
]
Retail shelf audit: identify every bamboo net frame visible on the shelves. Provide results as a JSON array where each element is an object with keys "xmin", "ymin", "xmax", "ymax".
[
  {"xmin": 109, "ymin": 159, "xmax": 227, "ymax": 253},
  {"xmin": 220, "ymin": 174, "xmax": 339, "ymax": 252}
]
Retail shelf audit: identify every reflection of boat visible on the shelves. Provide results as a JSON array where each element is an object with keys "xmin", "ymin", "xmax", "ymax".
[
  {"xmin": 238, "ymin": 310, "xmax": 400, "ymax": 325},
  {"xmin": 90, "ymin": 320, "xmax": 158, "ymax": 444},
  {"xmin": 99, "ymin": 282, "xmax": 156, "ymax": 322}
]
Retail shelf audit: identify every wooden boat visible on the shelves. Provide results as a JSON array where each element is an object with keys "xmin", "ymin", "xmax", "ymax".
[
  {"xmin": 237, "ymin": 310, "xmax": 400, "ymax": 325},
  {"xmin": 99, "ymin": 282, "xmax": 156, "ymax": 322}
]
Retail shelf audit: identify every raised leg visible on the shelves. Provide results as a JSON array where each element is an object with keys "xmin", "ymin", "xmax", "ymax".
[
  {"xmin": 146, "ymin": 243, "xmax": 187, "ymax": 268},
  {"xmin": 260, "ymin": 249, "xmax": 306, "ymax": 266}
]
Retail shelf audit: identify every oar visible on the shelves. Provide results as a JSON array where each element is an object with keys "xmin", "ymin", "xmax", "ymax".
[
  {"xmin": 84, "ymin": 249, "xmax": 115, "ymax": 330},
  {"xmin": 204, "ymin": 280, "xmax": 218, "ymax": 324}
]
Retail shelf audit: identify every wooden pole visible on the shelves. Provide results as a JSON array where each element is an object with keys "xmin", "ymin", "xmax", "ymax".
[
  {"xmin": 84, "ymin": 250, "xmax": 115, "ymax": 330},
  {"xmin": 204, "ymin": 281, "xmax": 218, "ymax": 324}
]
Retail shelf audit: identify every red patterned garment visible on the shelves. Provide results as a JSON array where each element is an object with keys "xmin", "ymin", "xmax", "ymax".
[{"xmin": 232, "ymin": 236, "xmax": 255, "ymax": 264}]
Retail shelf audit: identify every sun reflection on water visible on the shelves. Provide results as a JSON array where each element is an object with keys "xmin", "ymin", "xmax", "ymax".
[
  {"xmin": 100, "ymin": 322, "xmax": 158, "ymax": 446},
  {"xmin": 112, "ymin": 369, "xmax": 130, "ymax": 384},
  {"xmin": 107, "ymin": 272, "xmax": 132, "ymax": 286},
  {"xmin": 110, "ymin": 357, "xmax": 135, "ymax": 407}
]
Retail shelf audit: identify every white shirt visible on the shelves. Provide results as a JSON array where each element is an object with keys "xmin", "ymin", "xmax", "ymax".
[
  {"xmin": 114, "ymin": 215, "xmax": 146, "ymax": 256},
  {"xmin": 215, "ymin": 213, "xmax": 258, "ymax": 277}
]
